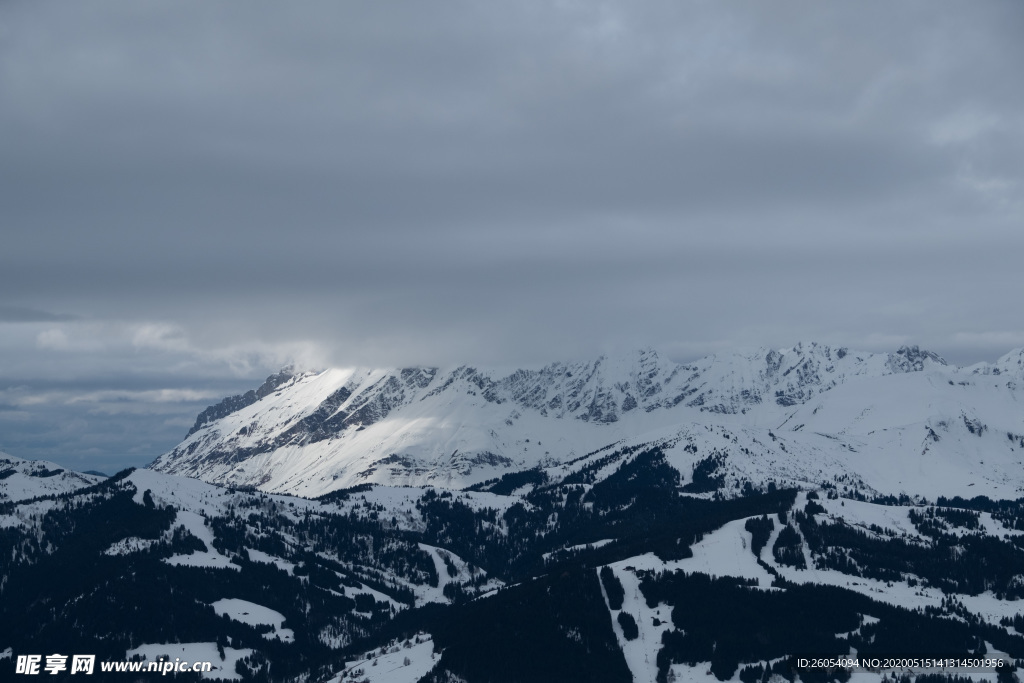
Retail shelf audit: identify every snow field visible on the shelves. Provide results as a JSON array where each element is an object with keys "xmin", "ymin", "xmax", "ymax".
[
  {"xmin": 543, "ymin": 538, "xmax": 615, "ymax": 562},
  {"xmin": 125, "ymin": 641, "xmax": 251, "ymax": 681},
  {"xmin": 211, "ymin": 598, "xmax": 293, "ymax": 643},
  {"xmin": 152, "ymin": 344, "xmax": 1024, "ymax": 505},
  {"xmin": 414, "ymin": 543, "xmax": 467, "ymax": 605},
  {"xmin": 244, "ymin": 548, "xmax": 295, "ymax": 574},
  {"xmin": 163, "ymin": 509, "xmax": 238, "ymax": 570},
  {"xmin": 0, "ymin": 453, "xmax": 104, "ymax": 503},
  {"xmin": 768, "ymin": 494, "xmax": 1024, "ymax": 629},
  {"xmin": 326, "ymin": 635, "xmax": 436, "ymax": 683},
  {"xmin": 601, "ymin": 563, "xmax": 673, "ymax": 683}
]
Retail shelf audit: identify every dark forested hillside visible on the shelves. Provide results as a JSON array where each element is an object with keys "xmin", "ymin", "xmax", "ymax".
[{"xmin": 3, "ymin": 448, "xmax": 1024, "ymax": 682}]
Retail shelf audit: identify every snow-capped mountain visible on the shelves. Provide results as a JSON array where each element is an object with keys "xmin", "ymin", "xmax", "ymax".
[
  {"xmin": 0, "ymin": 452, "xmax": 105, "ymax": 503},
  {"xmin": 8, "ymin": 346, "xmax": 1024, "ymax": 682},
  {"xmin": 151, "ymin": 344, "xmax": 1024, "ymax": 500},
  {"xmin": 8, "ymin": 437, "xmax": 1024, "ymax": 683}
]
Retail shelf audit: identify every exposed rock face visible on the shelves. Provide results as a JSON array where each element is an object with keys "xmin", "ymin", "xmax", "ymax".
[
  {"xmin": 187, "ymin": 368, "xmax": 298, "ymax": 436},
  {"xmin": 153, "ymin": 343, "xmax": 1018, "ymax": 497},
  {"xmin": 887, "ymin": 345, "xmax": 947, "ymax": 373}
]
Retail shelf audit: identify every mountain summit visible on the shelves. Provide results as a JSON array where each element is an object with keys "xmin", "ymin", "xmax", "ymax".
[{"xmin": 151, "ymin": 344, "xmax": 1024, "ymax": 499}]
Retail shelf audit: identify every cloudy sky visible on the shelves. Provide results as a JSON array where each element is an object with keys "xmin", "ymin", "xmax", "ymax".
[{"xmin": 2, "ymin": 1, "xmax": 1022, "ymax": 472}]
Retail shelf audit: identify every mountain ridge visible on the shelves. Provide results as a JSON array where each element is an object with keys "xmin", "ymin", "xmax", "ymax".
[
  {"xmin": 0, "ymin": 451, "xmax": 105, "ymax": 503},
  {"xmin": 150, "ymin": 343, "xmax": 1024, "ymax": 499},
  {"xmin": 6, "ymin": 345, "xmax": 1024, "ymax": 683}
]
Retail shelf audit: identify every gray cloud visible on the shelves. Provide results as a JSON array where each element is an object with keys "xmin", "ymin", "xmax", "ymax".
[
  {"xmin": 2, "ymin": 0, "xmax": 1023, "ymax": 470},
  {"xmin": 0, "ymin": 306, "xmax": 78, "ymax": 323}
]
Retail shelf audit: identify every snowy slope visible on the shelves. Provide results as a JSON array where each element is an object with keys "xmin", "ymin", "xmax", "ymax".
[
  {"xmin": 601, "ymin": 492, "xmax": 1024, "ymax": 683},
  {"xmin": 0, "ymin": 452, "xmax": 104, "ymax": 502},
  {"xmin": 211, "ymin": 599, "xmax": 294, "ymax": 643},
  {"xmin": 326, "ymin": 635, "xmax": 437, "ymax": 683},
  {"xmin": 125, "ymin": 642, "xmax": 250, "ymax": 681},
  {"xmin": 6, "ymin": 436, "xmax": 1024, "ymax": 683},
  {"xmin": 151, "ymin": 344, "xmax": 1024, "ymax": 500}
]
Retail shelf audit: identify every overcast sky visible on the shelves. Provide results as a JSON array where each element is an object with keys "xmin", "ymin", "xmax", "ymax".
[{"xmin": 2, "ymin": 1, "xmax": 1023, "ymax": 472}]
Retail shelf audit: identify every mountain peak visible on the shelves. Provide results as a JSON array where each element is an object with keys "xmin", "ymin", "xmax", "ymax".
[
  {"xmin": 186, "ymin": 367, "xmax": 304, "ymax": 437},
  {"xmin": 969, "ymin": 347, "xmax": 1024, "ymax": 380},
  {"xmin": 154, "ymin": 342, "xmax": 1019, "ymax": 497},
  {"xmin": 890, "ymin": 345, "xmax": 947, "ymax": 372}
]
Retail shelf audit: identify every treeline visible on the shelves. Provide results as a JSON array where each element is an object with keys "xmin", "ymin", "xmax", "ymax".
[
  {"xmin": 797, "ymin": 504, "xmax": 1024, "ymax": 598},
  {"xmin": 0, "ymin": 481, "xmax": 423, "ymax": 681},
  {"xmin": 638, "ymin": 570, "xmax": 1024, "ymax": 683},
  {"xmin": 363, "ymin": 568, "xmax": 633, "ymax": 683},
  {"xmin": 417, "ymin": 446, "xmax": 796, "ymax": 581}
]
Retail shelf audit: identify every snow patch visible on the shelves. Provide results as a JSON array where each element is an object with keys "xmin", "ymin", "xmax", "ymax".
[
  {"xmin": 104, "ymin": 537, "xmax": 159, "ymax": 556},
  {"xmin": 326, "ymin": 635, "xmax": 436, "ymax": 683},
  {"xmin": 125, "ymin": 642, "xmax": 250, "ymax": 681},
  {"xmin": 543, "ymin": 538, "xmax": 614, "ymax": 561},
  {"xmin": 601, "ymin": 563, "xmax": 673, "ymax": 683},
  {"xmin": 413, "ymin": 543, "xmax": 487, "ymax": 605},
  {"xmin": 210, "ymin": 598, "xmax": 293, "ymax": 643},
  {"xmin": 163, "ymin": 510, "xmax": 238, "ymax": 571},
  {"xmin": 244, "ymin": 548, "xmax": 295, "ymax": 574}
]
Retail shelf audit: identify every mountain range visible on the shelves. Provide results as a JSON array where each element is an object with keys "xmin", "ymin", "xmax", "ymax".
[
  {"xmin": 152, "ymin": 343, "xmax": 1024, "ymax": 500},
  {"xmin": 4, "ymin": 342, "xmax": 1024, "ymax": 683}
]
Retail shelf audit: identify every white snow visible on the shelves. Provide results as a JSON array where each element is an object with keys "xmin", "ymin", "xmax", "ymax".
[
  {"xmin": 599, "ymin": 515, "xmax": 783, "ymax": 682},
  {"xmin": 816, "ymin": 496, "xmax": 926, "ymax": 540},
  {"xmin": 666, "ymin": 518, "xmax": 776, "ymax": 587},
  {"xmin": 149, "ymin": 345, "xmax": 1024, "ymax": 501},
  {"xmin": 599, "ymin": 491, "xmax": 1024, "ymax": 682},
  {"xmin": 104, "ymin": 537, "xmax": 159, "ymax": 556},
  {"xmin": 412, "ymin": 543, "xmax": 488, "ymax": 605},
  {"xmin": 125, "ymin": 642, "xmax": 251, "ymax": 681},
  {"xmin": 244, "ymin": 548, "xmax": 295, "ymax": 574},
  {"xmin": 0, "ymin": 498, "xmax": 59, "ymax": 529},
  {"xmin": 210, "ymin": 598, "xmax": 293, "ymax": 643},
  {"xmin": 601, "ymin": 563, "xmax": 673, "ymax": 683},
  {"xmin": 163, "ymin": 510, "xmax": 238, "ymax": 571},
  {"xmin": 762, "ymin": 495, "xmax": 1024, "ymax": 629},
  {"xmin": 325, "ymin": 635, "xmax": 436, "ymax": 683},
  {"xmin": 346, "ymin": 582, "xmax": 404, "ymax": 613},
  {"xmin": 543, "ymin": 538, "xmax": 615, "ymax": 561},
  {"xmin": 0, "ymin": 453, "xmax": 103, "ymax": 503},
  {"xmin": 163, "ymin": 551, "xmax": 238, "ymax": 570}
]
